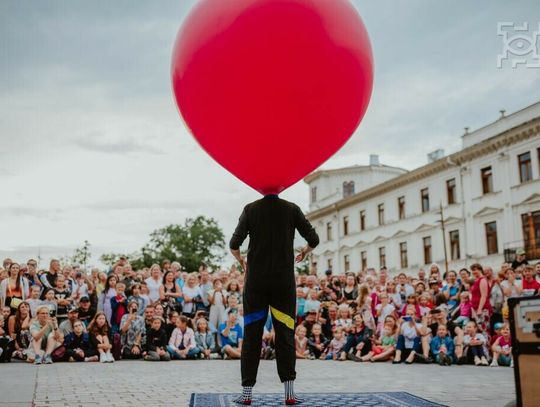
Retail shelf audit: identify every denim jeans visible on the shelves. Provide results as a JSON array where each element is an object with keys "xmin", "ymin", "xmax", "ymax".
[{"xmin": 167, "ymin": 345, "xmax": 200, "ymax": 359}]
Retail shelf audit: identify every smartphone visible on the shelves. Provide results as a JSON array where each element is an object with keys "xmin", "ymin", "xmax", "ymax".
[{"xmin": 403, "ymin": 316, "xmax": 412, "ymax": 322}]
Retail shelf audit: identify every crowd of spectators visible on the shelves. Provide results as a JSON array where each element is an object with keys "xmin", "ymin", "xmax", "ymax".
[{"xmin": 0, "ymin": 253, "xmax": 538, "ymax": 369}]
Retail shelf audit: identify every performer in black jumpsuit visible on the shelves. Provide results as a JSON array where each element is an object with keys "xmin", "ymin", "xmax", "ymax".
[{"xmin": 230, "ymin": 195, "xmax": 319, "ymax": 405}]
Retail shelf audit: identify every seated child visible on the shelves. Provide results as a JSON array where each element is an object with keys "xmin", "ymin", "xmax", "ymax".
[
  {"xmin": 323, "ymin": 327, "xmax": 346, "ymax": 360},
  {"xmin": 295, "ymin": 325, "xmax": 309, "ymax": 359},
  {"xmin": 463, "ymin": 320, "xmax": 489, "ymax": 366},
  {"xmin": 490, "ymin": 322, "xmax": 513, "ymax": 367},
  {"xmin": 430, "ymin": 324, "xmax": 455, "ymax": 366},
  {"xmin": 365, "ymin": 326, "xmax": 396, "ymax": 362},
  {"xmin": 452, "ymin": 292, "xmax": 473, "ymax": 327},
  {"xmin": 64, "ymin": 319, "xmax": 98, "ymax": 362},
  {"xmin": 194, "ymin": 318, "xmax": 217, "ymax": 359},
  {"xmin": 145, "ymin": 317, "xmax": 171, "ymax": 361},
  {"xmin": 307, "ymin": 323, "xmax": 328, "ymax": 360}
]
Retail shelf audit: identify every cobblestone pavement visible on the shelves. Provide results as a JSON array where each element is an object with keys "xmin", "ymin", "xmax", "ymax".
[{"xmin": 0, "ymin": 360, "xmax": 515, "ymax": 407}]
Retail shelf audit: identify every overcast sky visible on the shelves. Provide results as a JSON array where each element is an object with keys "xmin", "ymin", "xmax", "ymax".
[{"xmin": 1, "ymin": 1, "xmax": 539, "ymax": 268}]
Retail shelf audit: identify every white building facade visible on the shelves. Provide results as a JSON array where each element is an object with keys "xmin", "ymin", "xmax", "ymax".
[{"xmin": 305, "ymin": 101, "xmax": 540, "ymax": 276}]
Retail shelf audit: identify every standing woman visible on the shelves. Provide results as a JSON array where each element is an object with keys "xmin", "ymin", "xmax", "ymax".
[
  {"xmin": 159, "ymin": 270, "xmax": 182, "ymax": 316},
  {"xmin": 208, "ymin": 279, "xmax": 228, "ymax": 331},
  {"xmin": 99, "ymin": 275, "xmax": 117, "ymax": 325},
  {"xmin": 442, "ymin": 270, "xmax": 461, "ymax": 311},
  {"xmin": 342, "ymin": 275, "xmax": 359, "ymax": 306},
  {"xmin": 356, "ymin": 284, "xmax": 375, "ymax": 331},
  {"xmin": 8, "ymin": 301, "xmax": 32, "ymax": 360},
  {"xmin": 182, "ymin": 273, "xmax": 203, "ymax": 318},
  {"xmin": 145, "ymin": 264, "xmax": 163, "ymax": 305},
  {"xmin": 470, "ymin": 263, "xmax": 492, "ymax": 336},
  {"xmin": 0, "ymin": 263, "xmax": 30, "ymax": 314}
]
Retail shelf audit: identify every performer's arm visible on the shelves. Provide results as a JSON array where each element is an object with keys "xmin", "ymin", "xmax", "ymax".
[
  {"xmin": 230, "ymin": 207, "xmax": 249, "ymax": 270},
  {"xmin": 294, "ymin": 205, "xmax": 319, "ymax": 262}
]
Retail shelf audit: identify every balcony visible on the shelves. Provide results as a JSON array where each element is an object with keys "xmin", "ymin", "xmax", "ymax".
[{"xmin": 503, "ymin": 239, "xmax": 540, "ymax": 263}]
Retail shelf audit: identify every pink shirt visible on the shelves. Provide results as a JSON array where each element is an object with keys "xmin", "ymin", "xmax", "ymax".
[{"xmin": 459, "ymin": 301, "xmax": 472, "ymax": 318}]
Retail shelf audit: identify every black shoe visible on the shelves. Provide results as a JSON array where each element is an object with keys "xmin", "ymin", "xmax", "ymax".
[
  {"xmin": 392, "ymin": 359, "xmax": 401, "ymax": 364},
  {"xmin": 457, "ymin": 356, "xmax": 467, "ymax": 365}
]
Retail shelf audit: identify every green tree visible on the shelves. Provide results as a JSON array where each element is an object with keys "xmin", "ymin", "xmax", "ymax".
[
  {"xmin": 72, "ymin": 240, "xmax": 92, "ymax": 269},
  {"xmin": 140, "ymin": 216, "xmax": 226, "ymax": 272}
]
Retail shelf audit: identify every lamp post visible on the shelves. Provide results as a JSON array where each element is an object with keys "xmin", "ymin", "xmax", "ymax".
[{"xmin": 436, "ymin": 202, "xmax": 449, "ymax": 276}]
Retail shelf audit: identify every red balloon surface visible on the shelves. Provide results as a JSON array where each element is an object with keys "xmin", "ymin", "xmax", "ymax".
[{"xmin": 171, "ymin": 0, "xmax": 373, "ymax": 195}]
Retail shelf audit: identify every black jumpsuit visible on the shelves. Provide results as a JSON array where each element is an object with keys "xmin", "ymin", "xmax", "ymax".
[{"xmin": 229, "ymin": 195, "xmax": 319, "ymax": 387}]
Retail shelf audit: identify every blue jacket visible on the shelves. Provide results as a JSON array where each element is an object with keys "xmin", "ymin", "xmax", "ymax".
[{"xmin": 430, "ymin": 335, "xmax": 455, "ymax": 357}]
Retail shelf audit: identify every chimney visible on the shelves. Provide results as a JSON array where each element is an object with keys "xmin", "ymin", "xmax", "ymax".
[
  {"xmin": 463, "ymin": 127, "xmax": 469, "ymax": 136},
  {"xmin": 369, "ymin": 154, "xmax": 380, "ymax": 166},
  {"xmin": 499, "ymin": 109, "xmax": 506, "ymax": 119}
]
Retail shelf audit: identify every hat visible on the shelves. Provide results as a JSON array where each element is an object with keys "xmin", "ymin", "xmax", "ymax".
[
  {"xmin": 79, "ymin": 296, "xmax": 90, "ymax": 302},
  {"xmin": 307, "ymin": 309, "xmax": 318, "ymax": 314},
  {"xmin": 67, "ymin": 305, "xmax": 79, "ymax": 313},
  {"xmin": 494, "ymin": 322, "xmax": 505, "ymax": 330},
  {"xmin": 516, "ymin": 248, "xmax": 526, "ymax": 256},
  {"xmin": 324, "ymin": 269, "xmax": 332, "ymax": 275},
  {"xmin": 429, "ymin": 279, "xmax": 439, "ymax": 285}
]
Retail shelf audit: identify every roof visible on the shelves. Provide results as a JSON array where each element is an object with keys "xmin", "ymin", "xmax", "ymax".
[{"xmin": 303, "ymin": 163, "xmax": 408, "ymax": 184}]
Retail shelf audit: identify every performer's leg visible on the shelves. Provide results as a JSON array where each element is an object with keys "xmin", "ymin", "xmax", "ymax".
[
  {"xmin": 241, "ymin": 316, "xmax": 266, "ymax": 386},
  {"xmin": 270, "ymin": 280, "xmax": 302, "ymax": 405}
]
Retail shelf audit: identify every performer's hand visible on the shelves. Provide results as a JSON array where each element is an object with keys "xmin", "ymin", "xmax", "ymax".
[
  {"xmin": 240, "ymin": 258, "xmax": 248, "ymax": 273},
  {"xmin": 295, "ymin": 249, "xmax": 306, "ymax": 263}
]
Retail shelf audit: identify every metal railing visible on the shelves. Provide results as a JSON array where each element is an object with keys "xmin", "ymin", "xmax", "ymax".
[{"xmin": 503, "ymin": 238, "xmax": 540, "ymax": 262}]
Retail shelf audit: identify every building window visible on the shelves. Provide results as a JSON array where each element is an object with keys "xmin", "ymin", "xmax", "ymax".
[
  {"xmin": 423, "ymin": 236, "xmax": 432, "ymax": 265},
  {"xmin": 310, "ymin": 186, "xmax": 317, "ymax": 203},
  {"xmin": 398, "ymin": 196, "xmax": 405, "ymax": 219},
  {"xmin": 521, "ymin": 211, "xmax": 540, "ymax": 260},
  {"xmin": 360, "ymin": 210, "xmax": 366, "ymax": 231},
  {"xmin": 343, "ymin": 216, "xmax": 349, "ymax": 236},
  {"xmin": 379, "ymin": 247, "xmax": 386, "ymax": 269},
  {"xmin": 446, "ymin": 178, "xmax": 456, "ymax": 205},
  {"xmin": 361, "ymin": 251, "xmax": 367, "ymax": 271},
  {"xmin": 343, "ymin": 181, "xmax": 355, "ymax": 198},
  {"xmin": 326, "ymin": 222, "xmax": 333, "ymax": 241},
  {"xmin": 400, "ymin": 242, "xmax": 408, "ymax": 269},
  {"xmin": 327, "ymin": 258, "xmax": 333, "ymax": 270},
  {"xmin": 421, "ymin": 188, "xmax": 430, "ymax": 213},
  {"xmin": 378, "ymin": 203, "xmax": 385, "ymax": 225},
  {"xmin": 449, "ymin": 230, "xmax": 460, "ymax": 260},
  {"xmin": 481, "ymin": 166, "xmax": 493, "ymax": 194},
  {"xmin": 485, "ymin": 221, "xmax": 498, "ymax": 255},
  {"xmin": 344, "ymin": 255, "xmax": 350, "ymax": 272},
  {"xmin": 518, "ymin": 152, "xmax": 532, "ymax": 183}
]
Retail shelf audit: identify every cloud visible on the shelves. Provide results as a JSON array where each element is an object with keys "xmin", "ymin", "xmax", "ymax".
[{"xmin": 75, "ymin": 132, "xmax": 164, "ymax": 155}]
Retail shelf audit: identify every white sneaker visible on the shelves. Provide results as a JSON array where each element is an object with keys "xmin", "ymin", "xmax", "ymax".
[
  {"xmin": 474, "ymin": 356, "xmax": 481, "ymax": 366},
  {"xmin": 490, "ymin": 359, "xmax": 498, "ymax": 367},
  {"xmin": 106, "ymin": 352, "xmax": 114, "ymax": 363},
  {"xmin": 481, "ymin": 356, "xmax": 489, "ymax": 366},
  {"xmin": 100, "ymin": 353, "xmax": 107, "ymax": 363},
  {"xmin": 510, "ymin": 360, "xmax": 514, "ymax": 368}
]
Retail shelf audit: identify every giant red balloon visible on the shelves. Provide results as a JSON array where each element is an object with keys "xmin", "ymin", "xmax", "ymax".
[{"xmin": 172, "ymin": 0, "xmax": 373, "ymax": 195}]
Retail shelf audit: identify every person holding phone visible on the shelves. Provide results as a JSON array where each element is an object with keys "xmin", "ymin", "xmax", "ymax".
[{"xmin": 29, "ymin": 305, "xmax": 64, "ymax": 364}]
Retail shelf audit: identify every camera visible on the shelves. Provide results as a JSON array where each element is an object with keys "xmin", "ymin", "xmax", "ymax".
[{"xmin": 49, "ymin": 308, "xmax": 56, "ymax": 318}]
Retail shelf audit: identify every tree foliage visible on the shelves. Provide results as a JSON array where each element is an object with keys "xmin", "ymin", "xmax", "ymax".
[
  {"xmin": 139, "ymin": 216, "xmax": 226, "ymax": 272},
  {"xmin": 71, "ymin": 240, "xmax": 92, "ymax": 268}
]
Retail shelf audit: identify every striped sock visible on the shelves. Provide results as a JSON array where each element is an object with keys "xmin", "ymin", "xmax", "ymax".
[
  {"xmin": 284, "ymin": 381, "xmax": 304, "ymax": 404},
  {"xmin": 234, "ymin": 386, "xmax": 253, "ymax": 404}
]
